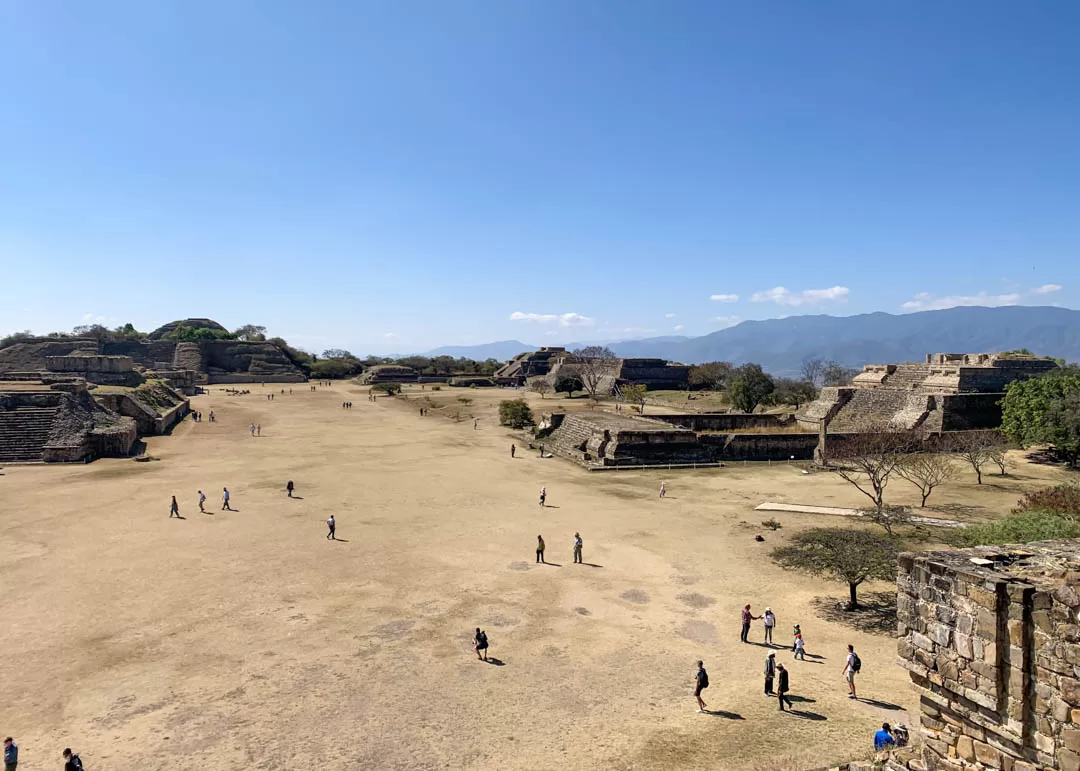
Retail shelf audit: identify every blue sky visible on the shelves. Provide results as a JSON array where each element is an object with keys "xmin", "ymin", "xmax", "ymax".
[{"xmin": 1, "ymin": 1, "xmax": 1076, "ymax": 355}]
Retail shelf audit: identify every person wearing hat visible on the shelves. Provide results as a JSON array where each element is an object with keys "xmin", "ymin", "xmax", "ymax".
[
  {"xmin": 777, "ymin": 664, "xmax": 793, "ymax": 711},
  {"xmin": 764, "ymin": 651, "xmax": 777, "ymax": 695},
  {"xmin": 763, "ymin": 607, "xmax": 776, "ymax": 645}
]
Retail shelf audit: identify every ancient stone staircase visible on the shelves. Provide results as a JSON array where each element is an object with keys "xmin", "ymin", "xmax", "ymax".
[
  {"xmin": 0, "ymin": 406, "xmax": 59, "ymax": 462},
  {"xmin": 547, "ymin": 415, "xmax": 600, "ymax": 463},
  {"xmin": 881, "ymin": 365, "xmax": 932, "ymax": 391}
]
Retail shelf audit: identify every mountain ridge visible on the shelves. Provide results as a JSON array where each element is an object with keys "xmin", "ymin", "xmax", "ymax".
[{"xmin": 419, "ymin": 306, "xmax": 1080, "ymax": 375}]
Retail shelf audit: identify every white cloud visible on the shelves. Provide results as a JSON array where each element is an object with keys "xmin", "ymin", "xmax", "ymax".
[
  {"xmin": 1031, "ymin": 284, "xmax": 1062, "ymax": 295},
  {"xmin": 384, "ymin": 332, "xmax": 398, "ymax": 339},
  {"xmin": 902, "ymin": 291, "xmax": 1022, "ymax": 311},
  {"xmin": 510, "ymin": 311, "xmax": 595, "ymax": 327},
  {"xmin": 673, "ymin": 324, "xmax": 685, "ymax": 332},
  {"xmin": 709, "ymin": 293, "xmax": 739, "ymax": 303},
  {"xmin": 751, "ymin": 286, "xmax": 850, "ymax": 306},
  {"xmin": 711, "ymin": 315, "xmax": 742, "ymax": 329},
  {"xmin": 665, "ymin": 313, "xmax": 677, "ymax": 319}
]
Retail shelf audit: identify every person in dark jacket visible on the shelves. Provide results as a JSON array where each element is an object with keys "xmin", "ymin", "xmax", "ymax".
[{"xmin": 777, "ymin": 664, "xmax": 793, "ymax": 711}]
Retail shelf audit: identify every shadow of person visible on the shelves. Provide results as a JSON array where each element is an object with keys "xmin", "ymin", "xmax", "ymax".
[
  {"xmin": 332, "ymin": 538, "xmax": 350, "ymax": 543},
  {"xmin": 707, "ymin": 710, "xmax": 744, "ymax": 720},
  {"xmin": 542, "ymin": 562, "xmax": 562, "ymax": 567},
  {"xmin": 484, "ymin": 657, "xmax": 506, "ymax": 666},
  {"xmin": 859, "ymin": 698, "xmax": 904, "ymax": 710},
  {"xmin": 290, "ymin": 496, "xmax": 305, "ymax": 500},
  {"xmin": 787, "ymin": 695, "xmax": 816, "ymax": 703},
  {"xmin": 787, "ymin": 709, "xmax": 827, "ymax": 720},
  {"xmin": 581, "ymin": 563, "xmax": 603, "ymax": 568}
]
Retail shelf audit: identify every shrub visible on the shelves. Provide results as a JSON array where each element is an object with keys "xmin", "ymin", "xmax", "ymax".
[
  {"xmin": 761, "ymin": 518, "xmax": 782, "ymax": 531},
  {"xmin": 372, "ymin": 383, "xmax": 401, "ymax": 396},
  {"xmin": 950, "ymin": 511, "xmax": 1080, "ymax": 547},
  {"xmin": 457, "ymin": 396, "xmax": 473, "ymax": 405},
  {"xmin": 1012, "ymin": 482, "xmax": 1080, "ymax": 518},
  {"xmin": 499, "ymin": 399, "xmax": 535, "ymax": 429},
  {"xmin": 431, "ymin": 385, "xmax": 441, "ymax": 391}
]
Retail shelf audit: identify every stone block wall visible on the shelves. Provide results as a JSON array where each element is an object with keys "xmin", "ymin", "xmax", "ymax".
[
  {"xmin": 698, "ymin": 432, "xmax": 819, "ymax": 461},
  {"xmin": 649, "ymin": 413, "xmax": 798, "ymax": 432},
  {"xmin": 897, "ymin": 542, "xmax": 1080, "ymax": 771}
]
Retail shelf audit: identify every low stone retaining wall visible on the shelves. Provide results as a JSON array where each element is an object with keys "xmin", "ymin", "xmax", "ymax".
[
  {"xmin": 156, "ymin": 400, "xmax": 188, "ymax": 433},
  {"xmin": 651, "ymin": 413, "xmax": 798, "ymax": 432},
  {"xmin": 206, "ymin": 372, "xmax": 307, "ymax": 384},
  {"xmin": 699, "ymin": 432, "xmax": 820, "ymax": 461}
]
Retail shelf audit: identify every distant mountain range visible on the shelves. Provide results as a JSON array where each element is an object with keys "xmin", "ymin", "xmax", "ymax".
[{"xmin": 421, "ymin": 306, "xmax": 1080, "ymax": 376}]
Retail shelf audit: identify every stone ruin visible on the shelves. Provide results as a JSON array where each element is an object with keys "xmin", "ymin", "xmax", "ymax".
[
  {"xmin": 0, "ymin": 380, "xmax": 139, "ymax": 463},
  {"xmin": 895, "ymin": 540, "xmax": 1080, "ymax": 771},
  {"xmin": 498, "ymin": 348, "xmax": 691, "ymax": 392},
  {"xmin": 356, "ymin": 364, "xmax": 418, "ymax": 384},
  {"xmin": 798, "ymin": 353, "xmax": 1057, "ymax": 434},
  {"xmin": 535, "ymin": 411, "xmax": 816, "ymax": 467},
  {"xmin": 0, "ymin": 318, "xmax": 306, "ymax": 385}
]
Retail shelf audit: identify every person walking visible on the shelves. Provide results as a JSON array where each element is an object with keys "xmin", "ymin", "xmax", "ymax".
[
  {"xmin": 792, "ymin": 623, "xmax": 802, "ymax": 652},
  {"xmin": 536, "ymin": 535, "xmax": 546, "ymax": 563},
  {"xmin": 256, "ymin": 424, "xmax": 261, "ymax": 436},
  {"xmin": 510, "ymin": 444, "xmax": 516, "ymax": 458},
  {"xmin": 843, "ymin": 644, "xmax": 860, "ymax": 699},
  {"xmin": 794, "ymin": 633, "xmax": 806, "ymax": 661},
  {"xmin": 539, "ymin": 487, "xmax": 546, "ymax": 507},
  {"xmin": 473, "ymin": 418, "xmax": 478, "ymax": 430},
  {"xmin": 62, "ymin": 748, "xmax": 84, "ymax": 771},
  {"xmin": 777, "ymin": 664, "xmax": 793, "ymax": 711},
  {"xmin": 763, "ymin": 607, "xmax": 776, "ymax": 645},
  {"xmin": 572, "ymin": 532, "xmax": 583, "ymax": 564},
  {"xmin": 659, "ymin": 481, "xmax": 666, "ymax": 499},
  {"xmin": 222, "ymin": 487, "xmax": 233, "ymax": 511},
  {"xmin": 694, "ymin": 660, "xmax": 709, "ymax": 713},
  {"xmin": 250, "ymin": 423, "xmax": 256, "ymax": 437},
  {"xmin": 473, "ymin": 628, "xmax": 489, "ymax": 661},
  {"xmin": 327, "ymin": 515, "xmax": 336, "ymax": 540},
  {"xmin": 169, "ymin": 495, "xmax": 180, "ymax": 518},
  {"xmin": 764, "ymin": 652, "xmax": 776, "ymax": 695},
  {"xmin": 741, "ymin": 604, "xmax": 760, "ymax": 643},
  {"xmin": 286, "ymin": 480, "xmax": 295, "ymax": 498},
  {"xmin": 4, "ymin": 737, "xmax": 17, "ymax": 771}
]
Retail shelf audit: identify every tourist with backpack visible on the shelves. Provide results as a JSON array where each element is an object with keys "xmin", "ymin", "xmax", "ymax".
[
  {"xmin": 473, "ymin": 628, "xmax": 489, "ymax": 661},
  {"xmin": 62, "ymin": 748, "xmax": 83, "ymax": 771},
  {"xmin": 694, "ymin": 660, "xmax": 709, "ymax": 713},
  {"xmin": 843, "ymin": 644, "xmax": 861, "ymax": 699}
]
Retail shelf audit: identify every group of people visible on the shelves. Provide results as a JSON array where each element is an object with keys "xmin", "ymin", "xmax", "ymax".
[
  {"xmin": 4, "ymin": 738, "xmax": 83, "ymax": 770},
  {"xmin": 249, "ymin": 423, "xmax": 262, "ymax": 436},
  {"xmin": 189, "ymin": 410, "xmax": 207, "ymax": 422},
  {"xmin": 532, "ymin": 533, "xmax": 584, "ymax": 564},
  {"xmin": 170, "ymin": 488, "xmax": 232, "ymax": 517},
  {"xmin": 341, "ymin": 401, "xmax": 354, "ymax": 409}
]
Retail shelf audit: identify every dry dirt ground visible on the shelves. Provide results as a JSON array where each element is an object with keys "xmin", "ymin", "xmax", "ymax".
[{"xmin": 0, "ymin": 384, "xmax": 1070, "ymax": 770}]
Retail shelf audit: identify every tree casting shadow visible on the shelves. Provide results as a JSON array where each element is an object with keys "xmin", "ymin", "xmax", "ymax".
[{"xmin": 811, "ymin": 591, "xmax": 897, "ymax": 636}]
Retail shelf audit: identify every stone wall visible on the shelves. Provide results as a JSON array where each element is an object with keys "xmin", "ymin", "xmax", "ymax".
[
  {"xmin": 698, "ymin": 432, "xmax": 820, "ymax": 461},
  {"xmin": 896, "ymin": 541, "xmax": 1080, "ymax": 771},
  {"xmin": 651, "ymin": 413, "xmax": 799, "ymax": 432}
]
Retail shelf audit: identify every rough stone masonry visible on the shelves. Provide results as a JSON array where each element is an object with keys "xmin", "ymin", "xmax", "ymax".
[{"xmin": 897, "ymin": 540, "xmax": 1080, "ymax": 771}]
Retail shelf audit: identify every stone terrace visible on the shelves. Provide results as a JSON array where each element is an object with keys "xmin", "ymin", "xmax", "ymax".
[{"xmin": 897, "ymin": 540, "xmax": 1080, "ymax": 771}]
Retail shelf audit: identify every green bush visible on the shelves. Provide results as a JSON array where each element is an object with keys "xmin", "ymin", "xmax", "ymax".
[
  {"xmin": 372, "ymin": 383, "xmax": 402, "ymax": 396},
  {"xmin": 761, "ymin": 518, "xmax": 782, "ymax": 531},
  {"xmin": 1013, "ymin": 482, "xmax": 1080, "ymax": 517},
  {"xmin": 950, "ymin": 511, "xmax": 1080, "ymax": 547},
  {"xmin": 431, "ymin": 385, "xmax": 441, "ymax": 391},
  {"xmin": 499, "ymin": 399, "xmax": 535, "ymax": 429}
]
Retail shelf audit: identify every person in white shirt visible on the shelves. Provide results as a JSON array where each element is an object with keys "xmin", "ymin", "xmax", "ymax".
[
  {"xmin": 843, "ymin": 644, "xmax": 859, "ymax": 699},
  {"xmin": 763, "ymin": 607, "xmax": 776, "ymax": 645},
  {"xmin": 573, "ymin": 533, "xmax": 583, "ymax": 564},
  {"xmin": 222, "ymin": 487, "xmax": 233, "ymax": 511},
  {"xmin": 197, "ymin": 490, "xmax": 206, "ymax": 513},
  {"xmin": 327, "ymin": 515, "xmax": 336, "ymax": 540}
]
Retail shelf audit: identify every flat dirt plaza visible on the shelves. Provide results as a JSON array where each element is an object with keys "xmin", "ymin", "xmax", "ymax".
[{"xmin": 0, "ymin": 385, "xmax": 1067, "ymax": 770}]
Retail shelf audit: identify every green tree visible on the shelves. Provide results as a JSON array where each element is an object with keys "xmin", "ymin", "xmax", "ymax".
[
  {"xmin": 772, "ymin": 528, "xmax": 899, "ymax": 610},
  {"xmin": 689, "ymin": 361, "xmax": 733, "ymax": 391},
  {"xmin": 112, "ymin": 323, "xmax": 144, "ymax": 340},
  {"xmin": 499, "ymin": 399, "xmax": 535, "ymax": 429},
  {"xmin": 727, "ymin": 363, "xmax": 774, "ymax": 413},
  {"xmin": 1001, "ymin": 367, "xmax": 1080, "ymax": 465},
  {"xmin": 310, "ymin": 359, "xmax": 351, "ymax": 379},
  {"xmin": 0, "ymin": 330, "xmax": 35, "ymax": 348},
  {"xmin": 72, "ymin": 323, "xmax": 112, "ymax": 341},
  {"xmin": 372, "ymin": 382, "xmax": 402, "ymax": 396},
  {"xmin": 620, "ymin": 383, "xmax": 648, "ymax": 413},
  {"xmin": 554, "ymin": 374, "xmax": 583, "ymax": 398},
  {"xmin": 771, "ymin": 378, "xmax": 817, "ymax": 409},
  {"xmin": 321, "ymin": 348, "xmax": 353, "ymax": 360},
  {"xmin": 234, "ymin": 324, "xmax": 268, "ymax": 341}
]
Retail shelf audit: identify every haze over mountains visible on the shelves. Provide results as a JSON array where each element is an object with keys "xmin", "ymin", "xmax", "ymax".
[{"xmin": 424, "ymin": 306, "xmax": 1080, "ymax": 375}]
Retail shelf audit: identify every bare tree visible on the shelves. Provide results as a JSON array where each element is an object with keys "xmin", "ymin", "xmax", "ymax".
[
  {"xmin": 862, "ymin": 504, "xmax": 913, "ymax": 536},
  {"xmin": 571, "ymin": 346, "xmax": 618, "ymax": 402},
  {"xmin": 829, "ymin": 427, "xmax": 918, "ymax": 517},
  {"xmin": 801, "ymin": 357, "xmax": 825, "ymax": 388},
  {"xmin": 822, "ymin": 360, "xmax": 860, "ymax": 387},
  {"xmin": 950, "ymin": 430, "xmax": 1004, "ymax": 485},
  {"xmin": 896, "ymin": 453, "xmax": 957, "ymax": 507},
  {"xmin": 988, "ymin": 445, "xmax": 1009, "ymax": 476},
  {"xmin": 530, "ymin": 379, "xmax": 553, "ymax": 399}
]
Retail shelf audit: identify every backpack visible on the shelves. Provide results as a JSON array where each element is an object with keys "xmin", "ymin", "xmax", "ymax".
[
  {"xmin": 700, "ymin": 670, "xmax": 709, "ymax": 689},
  {"xmin": 851, "ymin": 653, "xmax": 862, "ymax": 673},
  {"xmin": 69, "ymin": 755, "xmax": 84, "ymax": 771}
]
